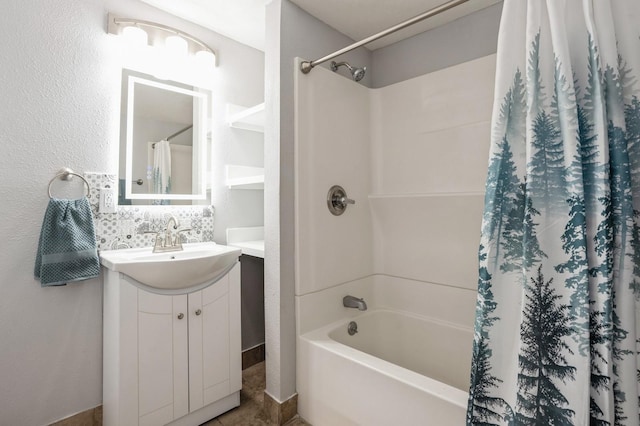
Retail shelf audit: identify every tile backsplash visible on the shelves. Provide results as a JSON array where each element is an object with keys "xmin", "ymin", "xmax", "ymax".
[{"xmin": 85, "ymin": 173, "xmax": 214, "ymax": 251}]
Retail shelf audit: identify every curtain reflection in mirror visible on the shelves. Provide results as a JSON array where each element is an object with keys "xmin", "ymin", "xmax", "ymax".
[{"xmin": 151, "ymin": 140, "xmax": 171, "ymax": 205}]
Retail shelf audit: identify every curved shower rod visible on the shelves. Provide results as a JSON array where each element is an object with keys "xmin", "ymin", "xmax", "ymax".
[{"xmin": 300, "ymin": 0, "xmax": 470, "ymax": 74}]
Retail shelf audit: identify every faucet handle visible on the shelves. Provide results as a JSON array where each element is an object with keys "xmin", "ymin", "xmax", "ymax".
[
  {"xmin": 339, "ymin": 196, "xmax": 355, "ymax": 206},
  {"xmin": 143, "ymin": 231, "xmax": 163, "ymax": 248},
  {"xmin": 174, "ymin": 228, "xmax": 192, "ymax": 245}
]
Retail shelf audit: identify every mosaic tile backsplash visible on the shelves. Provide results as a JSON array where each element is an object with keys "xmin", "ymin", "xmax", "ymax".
[{"xmin": 85, "ymin": 173, "xmax": 214, "ymax": 251}]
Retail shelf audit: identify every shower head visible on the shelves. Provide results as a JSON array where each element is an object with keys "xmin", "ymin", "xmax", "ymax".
[{"xmin": 330, "ymin": 61, "xmax": 366, "ymax": 82}]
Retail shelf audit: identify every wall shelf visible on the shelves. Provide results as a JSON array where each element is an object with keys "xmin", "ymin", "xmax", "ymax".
[
  {"xmin": 226, "ymin": 103, "xmax": 265, "ymax": 132},
  {"xmin": 225, "ymin": 165, "xmax": 264, "ymax": 189},
  {"xmin": 226, "ymin": 226, "xmax": 264, "ymax": 258}
]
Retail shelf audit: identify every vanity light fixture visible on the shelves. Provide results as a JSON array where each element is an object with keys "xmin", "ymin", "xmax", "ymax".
[
  {"xmin": 121, "ymin": 26, "xmax": 148, "ymax": 46},
  {"xmin": 107, "ymin": 14, "xmax": 217, "ymax": 67},
  {"xmin": 165, "ymin": 35, "xmax": 188, "ymax": 58}
]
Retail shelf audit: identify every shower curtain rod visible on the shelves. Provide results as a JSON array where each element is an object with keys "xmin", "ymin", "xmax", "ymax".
[
  {"xmin": 166, "ymin": 124, "xmax": 193, "ymax": 141},
  {"xmin": 151, "ymin": 125, "xmax": 194, "ymax": 148},
  {"xmin": 300, "ymin": 0, "xmax": 470, "ymax": 74}
]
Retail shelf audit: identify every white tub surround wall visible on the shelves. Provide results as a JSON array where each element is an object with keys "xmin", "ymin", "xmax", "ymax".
[
  {"xmin": 294, "ymin": 54, "xmax": 495, "ymax": 318},
  {"xmin": 294, "ymin": 55, "xmax": 496, "ymax": 424},
  {"xmin": 369, "ymin": 55, "xmax": 495, "ymax": 293},
  {"xmin": 296, "ymin": 275, "xmax": 476, "ymax": 337},
  {"xmin": 294, "ymin": 58, "xmax": 373, "ymax": 296}
]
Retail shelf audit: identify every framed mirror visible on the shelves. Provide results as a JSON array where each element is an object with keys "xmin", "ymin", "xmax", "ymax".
[{"xmin": 119, "ymin": 69, "xmax": 211, "ymax": 205}]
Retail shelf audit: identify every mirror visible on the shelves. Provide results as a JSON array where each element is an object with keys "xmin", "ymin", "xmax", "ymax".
[{"xmin": 119, "ymin": 69, "xmax": 211, "ymax": 205}]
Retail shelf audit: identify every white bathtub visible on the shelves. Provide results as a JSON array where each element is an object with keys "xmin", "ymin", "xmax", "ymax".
[{"xmin": 297, "ymin": 307, "xmax": 473, "ymax": 425}]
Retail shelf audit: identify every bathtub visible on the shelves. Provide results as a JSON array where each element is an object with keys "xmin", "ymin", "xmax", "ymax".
[{"xmin": 297, "ymin": 307, "xmax": 473, "ymax": 425}]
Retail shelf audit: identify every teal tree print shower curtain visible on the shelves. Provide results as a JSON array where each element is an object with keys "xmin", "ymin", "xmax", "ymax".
[{"xmin": 467, "ymin": 1, "xmax": 640, "ymax": 424}]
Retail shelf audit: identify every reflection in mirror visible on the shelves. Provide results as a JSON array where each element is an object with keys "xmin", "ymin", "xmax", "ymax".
[{"xmin": 120, "ymin": 69, "xmax": 211, "ymax": 205}]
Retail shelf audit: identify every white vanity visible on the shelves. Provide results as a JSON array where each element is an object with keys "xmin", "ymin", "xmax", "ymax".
[{"xmin": 101, "ymin": 243, "xmax": 242, "ymax": 426}]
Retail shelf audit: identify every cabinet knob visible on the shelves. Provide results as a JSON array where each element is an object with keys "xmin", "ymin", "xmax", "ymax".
[
  {"xmin": 177, "ymin": 313, "xmax": 184, "ymax": 320},
  {"xmin": 195, "ymin": 309, "xmax": 202, "ymax": 316}
]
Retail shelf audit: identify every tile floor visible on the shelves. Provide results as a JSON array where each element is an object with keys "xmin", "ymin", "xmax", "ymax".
[{"xmin": 203, "ymin": 362, "xmax": 310, "ymax": 426}]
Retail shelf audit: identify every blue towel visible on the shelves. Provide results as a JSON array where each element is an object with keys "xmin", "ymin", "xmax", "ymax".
[{"xmin": 34, "ymin": 197, "xmax": 100, "ymax": 286}]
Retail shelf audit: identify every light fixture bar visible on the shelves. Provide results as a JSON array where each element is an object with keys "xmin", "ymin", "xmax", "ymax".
[{"xmin": 108, "ymin": 14, "xmax": 217, "ymax": 62}]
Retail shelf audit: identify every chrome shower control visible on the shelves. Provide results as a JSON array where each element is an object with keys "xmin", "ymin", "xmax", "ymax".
[
  {"xmin": 348, "ymin": 321, "xmax": 358, "ymax": 336},
  {"xmin": 327, "ymin": 185, "xmax": 355, "ymax": 216}
]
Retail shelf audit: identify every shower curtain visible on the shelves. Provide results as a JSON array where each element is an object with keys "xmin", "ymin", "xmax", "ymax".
[
  {"xmin": 152, "ymin": 140, "xmax": 171, "ymax": 205},
  {"xmin": 467, "ymin": 1, "xmax": 640, "ymax": 425}
]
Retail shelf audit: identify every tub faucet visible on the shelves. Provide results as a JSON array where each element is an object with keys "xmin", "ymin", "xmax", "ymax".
[{"xmin": 343, "ymin": 295, "xmax": 367, "ymax": 311}]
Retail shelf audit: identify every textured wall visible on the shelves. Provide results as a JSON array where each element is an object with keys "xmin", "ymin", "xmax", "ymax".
[{"xmin": 0, "ymin": 0, "xmax": 263, "ymax": 424}]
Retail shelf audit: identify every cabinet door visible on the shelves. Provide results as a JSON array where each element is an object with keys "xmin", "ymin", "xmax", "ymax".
[
  {"xmin": 188, "ymin": 263, "xmax": 241, "ymax": 411},
  {"xmin": 137, "ymin": 291, "xmax": 189, "ymax": 426}
]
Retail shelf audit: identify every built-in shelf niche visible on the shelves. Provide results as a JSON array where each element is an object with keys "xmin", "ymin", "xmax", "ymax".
[
  {"xmin": 225, "ymin": 165, "xmax": 264, "ymax": 189},
  {"xmin": 226, "ymin": 226, "xmax": 264, "ymax": 258},
  {"xmin": 226, "ymin": 103, "xmax": 265, "ymax": 133}
]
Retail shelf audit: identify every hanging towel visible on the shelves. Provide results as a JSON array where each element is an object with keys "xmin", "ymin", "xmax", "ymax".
[
  {"xmin": 152, "ymin": 140, "xmax": 171, "ymax": 205},
  {"xmin": 34, "ymin": 197, "xmax": 100, "ymax": 286}
]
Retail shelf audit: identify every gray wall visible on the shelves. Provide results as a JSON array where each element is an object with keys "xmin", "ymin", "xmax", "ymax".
[
  {"xmin": 0, "ymin": 0, "xmax": 263, "ymax": 424},
  {"xmin": 371, "ymin": 2, "xmax": 503, "ymax": 88}
]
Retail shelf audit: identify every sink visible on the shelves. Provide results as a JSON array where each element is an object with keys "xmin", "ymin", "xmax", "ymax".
[{"xmin": 100, "ymin": 242, "xmax": 241, "ymax": 292}]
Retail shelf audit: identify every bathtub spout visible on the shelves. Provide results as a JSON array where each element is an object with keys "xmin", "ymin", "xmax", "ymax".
[{"xmin": 343, "ymin": 295, "xmax": 367, "ymax": 311}]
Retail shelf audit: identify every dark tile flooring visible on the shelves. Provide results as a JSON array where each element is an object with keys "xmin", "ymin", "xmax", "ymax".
[{"xmin": 203, "ymin": 362, "xmax": 310, "ymax": 426}]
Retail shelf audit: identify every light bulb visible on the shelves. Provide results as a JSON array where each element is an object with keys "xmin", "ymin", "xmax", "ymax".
[
  {"xmin": 195, "ymin": 50, "xmax": 216, "ymax": 68},
  {"xmin": 121, "ymin": 26, "xmax": 148, "ymax": 46},
  {"xmin": 165, "ymin": 35, "xmax": 188, "ymax": 58}
]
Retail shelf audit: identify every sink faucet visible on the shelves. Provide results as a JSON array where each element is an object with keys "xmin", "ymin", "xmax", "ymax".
[
  {"xmin": 144, "ymin": 215, "xmax": 192, "ymax": 253},
  {"xmin": 343, "ymin": 295, "xmax": 367, "ymax": 311},
  {"xmin": 165, "ymin": 214, "xmax": 180, "ymax": 247}
]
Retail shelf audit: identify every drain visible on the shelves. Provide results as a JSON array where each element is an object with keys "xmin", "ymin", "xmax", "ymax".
[{"xmin": 347, "ymin": 321, "xmax": 358, "ymax": 336}]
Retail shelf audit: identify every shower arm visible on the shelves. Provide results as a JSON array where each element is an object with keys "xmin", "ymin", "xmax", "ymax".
[{"xmin": 300, "ymin": 0, "xmax": 469, "ymax": 74}]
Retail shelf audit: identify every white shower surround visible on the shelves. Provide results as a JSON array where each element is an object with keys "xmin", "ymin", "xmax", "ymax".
[{"xmin": 294, "ymin": 54, "xmax": 496, "ymax": 424}]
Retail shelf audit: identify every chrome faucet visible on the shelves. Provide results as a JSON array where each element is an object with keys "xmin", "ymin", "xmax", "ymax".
[
  {"xmin": 165, "ymin": 215, "xmax": 180, "ymax": 247},
  {"xmin": 144, "ymin": 215, "xmax": 192, "ymax": 253},
  {"xmin": 343, "ymin": 295, "xmax": 367, "ymax": 311}
]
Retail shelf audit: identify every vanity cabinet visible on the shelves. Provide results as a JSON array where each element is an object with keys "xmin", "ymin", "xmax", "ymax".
[{"xmin": 103, "ymin": 264, "xmax": 241, "ymax": 426}]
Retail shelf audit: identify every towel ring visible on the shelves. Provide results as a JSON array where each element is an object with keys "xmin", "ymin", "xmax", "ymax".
[{"xmin": 47, "ymin": 168, "xmax": 91, "ymax": 199}]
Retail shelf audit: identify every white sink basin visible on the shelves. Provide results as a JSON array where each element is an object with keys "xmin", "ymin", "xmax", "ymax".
[{"xmin": 100, "ymin": 242, "xmax": 241, "ymax": 292}]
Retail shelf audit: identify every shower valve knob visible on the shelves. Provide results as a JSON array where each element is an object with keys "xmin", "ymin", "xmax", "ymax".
[{"xmin": 327, "ymin": 185, "xmax": 355, "ymax": 216}]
